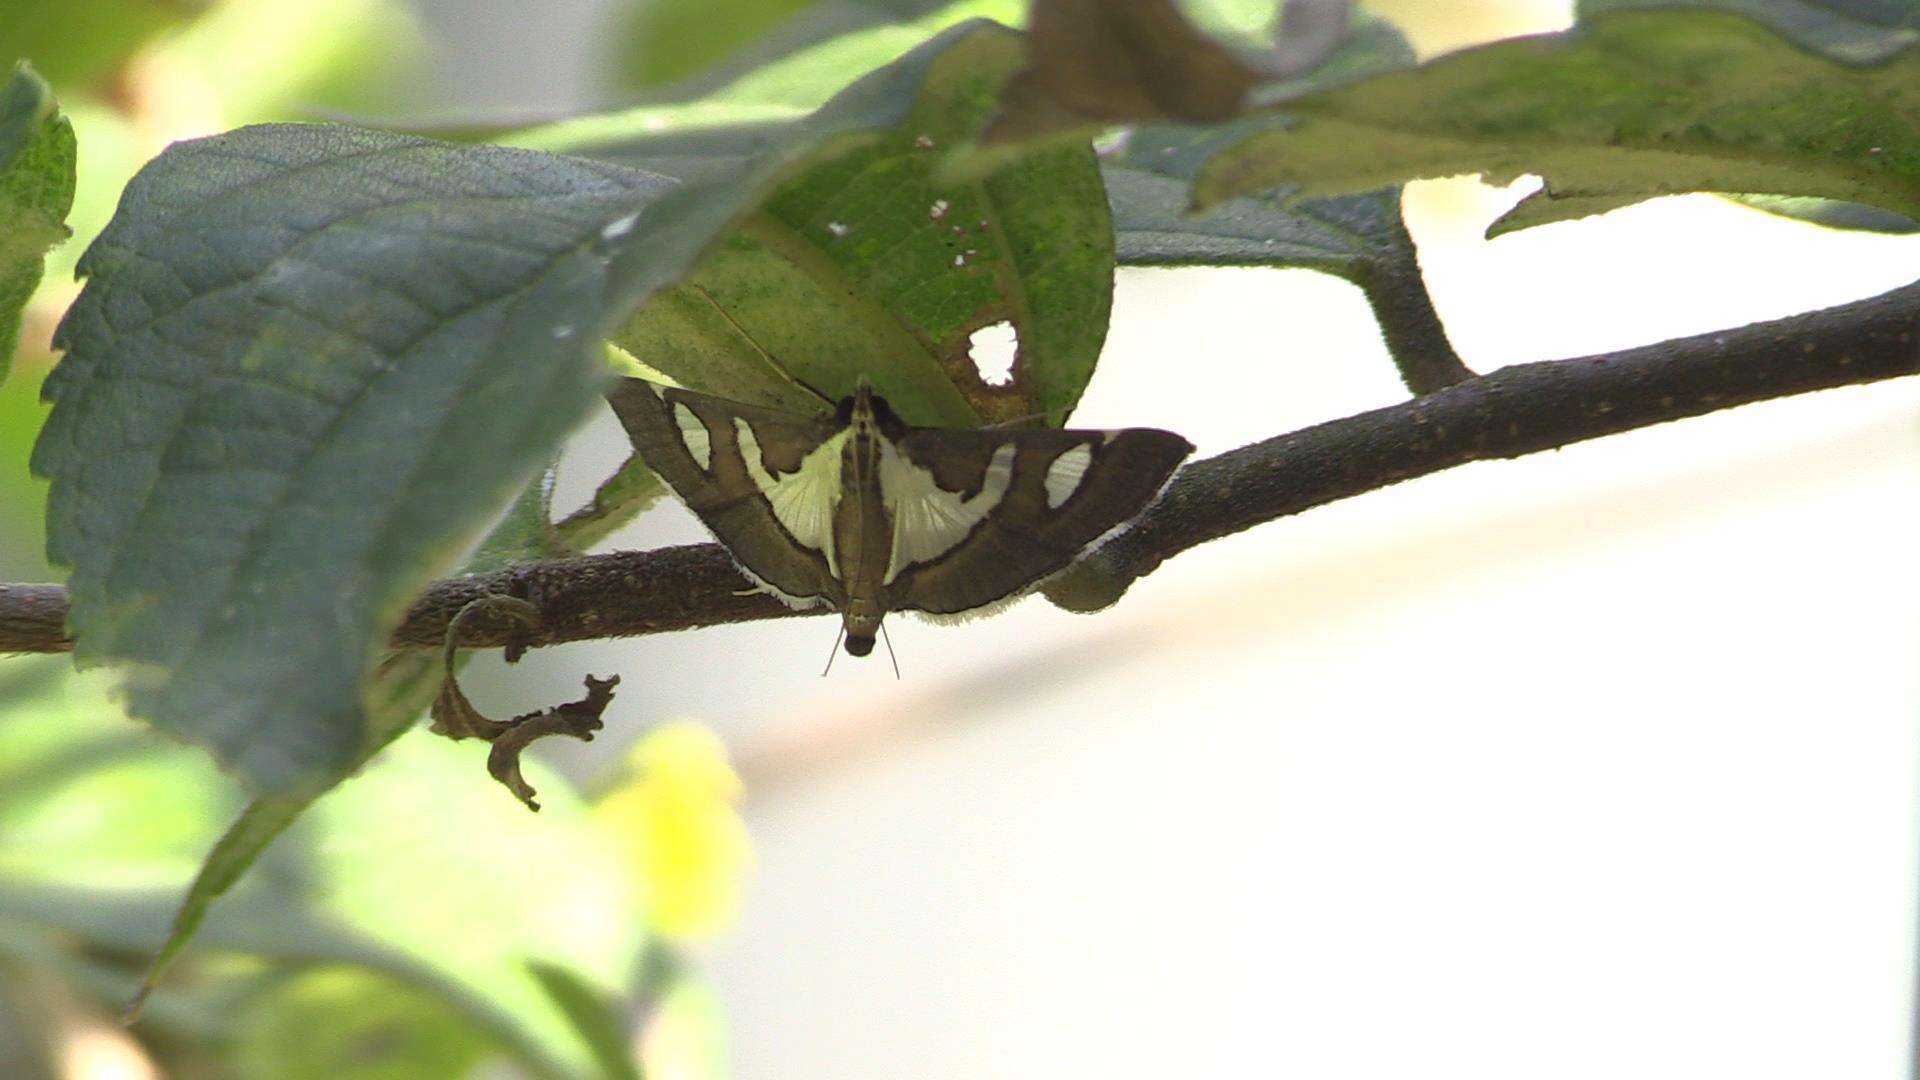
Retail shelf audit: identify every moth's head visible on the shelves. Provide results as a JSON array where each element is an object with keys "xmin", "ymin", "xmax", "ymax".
[{"xmin": 841, "ymin": 607, "xmax": 883, "ymax": 657}]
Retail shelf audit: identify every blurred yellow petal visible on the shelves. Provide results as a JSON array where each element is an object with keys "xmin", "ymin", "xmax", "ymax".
[{"xmin": 595, "ymin": 723, "xmax": 751, "ymax": 942}]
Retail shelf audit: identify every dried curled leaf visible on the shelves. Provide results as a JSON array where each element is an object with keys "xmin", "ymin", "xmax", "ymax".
[
  {"xmin": 479, "ymin": 675, "xmax": 620, "ymax": 813},
  {"xmin": 430, "ymin": 595, "xmax": 542, "ymax": 741},
  {"xmin": 430, "ymin": 595, "xmax": 619, "ymax": 811}
]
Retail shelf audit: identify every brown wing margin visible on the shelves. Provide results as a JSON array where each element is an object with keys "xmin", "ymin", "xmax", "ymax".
[
  {"xmin": 882, "ymin": 426, "xmax": 1194, "ymax": 616},
  {"xmin": 604, "ymin": 377, "xmax": 846, "ymax": 608}
]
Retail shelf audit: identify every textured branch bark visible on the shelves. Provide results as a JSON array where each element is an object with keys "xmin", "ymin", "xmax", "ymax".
[
  {"xmin": 3, "ymin": 278, "xmax": 1916, "ymax": 656},
  {"xmin": 0, "ymin": 584, "xmax": 71, "ymax": 654}
]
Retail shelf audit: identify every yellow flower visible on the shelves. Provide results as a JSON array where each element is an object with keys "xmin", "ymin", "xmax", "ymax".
[{"xmin": 594, "ymin": 723, "xmax": 751, "ymax": 942}]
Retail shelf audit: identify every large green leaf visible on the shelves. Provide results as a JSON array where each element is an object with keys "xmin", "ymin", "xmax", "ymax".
[
  {"xmin": 33, "ymin": 21, "xmax": 1046, "ymax": 794},
  {"xmin": 0, "ymin": 63, "xmax": 74, "ymax": 386},
  {"xmin": 33, "ymin": 126, "xmax": 671, "ymax": 792},
  {"xmin": 598, "ymin": 24, "xmax": 1112, "ymax": 426},
  {"xmin": 1193, "ymin": 5, "xmax": 1920, "ymax": 232}
]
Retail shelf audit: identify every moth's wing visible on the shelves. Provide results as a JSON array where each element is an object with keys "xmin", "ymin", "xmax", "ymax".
[
  {"xmin": 605, "ymin": 377, "xmax": 846, "ymax": 608},
  {"xmin": 878, "ymin": 425, "xmax": 1193, "ymax": 615}
]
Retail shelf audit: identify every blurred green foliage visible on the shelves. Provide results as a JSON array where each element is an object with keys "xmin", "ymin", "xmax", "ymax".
[
  {"xmin": 615, "ymin": 0, "xmax": 821, "ymax": 89},
  {"xmin": 0, "ymin": 0, "xmax": 210, "ymax": 91},
  {"xmin": 1, "ymin": 1, "xmax": 709, "ymax": 1075}
]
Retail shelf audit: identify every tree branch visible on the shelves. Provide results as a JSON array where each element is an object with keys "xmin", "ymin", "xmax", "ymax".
[
  {"xmin": 0, "ymin": 585, "xmax": 71, "ymax": 654},
  {"xmin": 3, "ymin": 279, "xmax": 1915, "ymax": 656},
  {"xmin": 1047, "ymin": 276, "xmax": 1920, "ymax": 610}
]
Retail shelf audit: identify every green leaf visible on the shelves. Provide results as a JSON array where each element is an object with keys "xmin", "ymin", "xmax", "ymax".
[
  {"xmin": 155, "ymin": 0, "xmax": 425, "ymax": 122},
  {"xmin": 0, "ymin": 661, "xmax": 234, "ymax": 889},
  {"xmin": 1193, "ymin": 7, "xmax": 1920, "ymax": 231},
  {"xmin": 465, "ymin": 465, "xmax": 565, "ymax": 572},
  {"xmin": 0, "ymin": 0, "xmax": 205, "ymax": 88},
  {"xmin": 127, "ymin": 448, "xmax": 574, "ymax": 1023},
  {"xmin": 1101, "ymin": 14, "xmax": 1417, "ymax": 273},
  {"xmin": 127, "ymin": 794, "xmax": 305, "ymax": 1014},
  {"xmin": 589, "ymin": 24, "xmax": 1114, "ymax": 426},
  {"xmin": 527, "ymin": 962, "xmax": 645, "ymax": 1080},
  {"xmin": 32, "ymin": 126, "xmax": 673, "ymax": 791},
  {"xmin": 1585, "ymin": 0, "xmax": 1918, "ymax": 64},
  {"xmin": 1106, "ymin": 157, "xmax": 1404, "ymax": 270},
  {"xmin": 552, "ymin": 443, "xmax": 667, "ymax": 553},
  {"xmin": 229, "ymin": 966, "xmax": 495, "ymax": 1080},
  {"xmin": 229, "ymin": 734, "xmax": 642, "ymax": 1080},
  {"xmin": 625, "ymin": 0, "xmax": 1023, "ymax": 108},
  {"xmin": 0, "ymin": 62, "xmax": 75, "ymax": 386},
  {"xmin": 608, "ymin": 0, "xmax": 1043, "ymax": 105},
  {"xmin": 1731, "ymin": 193, "xmax": 1919, "ymax": 232},
  {"xmin": 1091, "ymin": 22, "xmax": 1433, "ymax": 336},
  {"xmin": 506, "ymin": 1, "xmax": 1020, "ymax": 157},
  {"xmin": 614, "ymin": 0, "xmax": 845, "ymax": 92},
  {"xmin": 0, "ymin": 676, "xmax": 648, "ymax": 1079}
]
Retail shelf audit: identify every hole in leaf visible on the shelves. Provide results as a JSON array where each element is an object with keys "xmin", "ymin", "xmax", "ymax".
[{"xmin": 968, "ymin": 322, "xmax": 1018, "ymax": 387}]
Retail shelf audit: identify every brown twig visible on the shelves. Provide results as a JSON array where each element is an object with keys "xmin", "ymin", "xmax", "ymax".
[
  {"xmin": 3, "ymin": 278, "xmax": 1916, "ymax": 656},
  {"xmin": 0, "ymin": 585, "xmax": 71, "ymax": 654}
]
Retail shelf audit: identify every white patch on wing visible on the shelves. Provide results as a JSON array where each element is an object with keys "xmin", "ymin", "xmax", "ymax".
[
  {"xmin": 735, "ymin": 419, "xmax": 846, "ymax": 576},
  {"xmin": 672, "ymin": 401, "xmax": 712, "ymax": 471},
  {"xmin": 881, "ymin": 441, "xmax": 1016, "ymax": 584},
  {"xmin": 1043, "ymin": 443, "xmax": 1092, "ymax": 508}
]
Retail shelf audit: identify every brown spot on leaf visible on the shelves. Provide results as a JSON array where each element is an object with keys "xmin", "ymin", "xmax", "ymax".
[{"xmin": 930, "ymin": 306, "xmax": 1030, "ymax": 422}]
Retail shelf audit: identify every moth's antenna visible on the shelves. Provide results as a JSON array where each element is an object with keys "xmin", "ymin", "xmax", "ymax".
[
  {"xmin": 821, "ymin": 624, "xmax": 845, "ymax": 677},
  {"xmin": 688, "ymin": 284, "xmax": 835, "ymax": 408},
  {"xmin": 879, "ymin": 621, "xmax": 901, "ymax": 680},
  {"xmin": 984, "ymin": 409, "xmax": 1050, "ymax": 430}
]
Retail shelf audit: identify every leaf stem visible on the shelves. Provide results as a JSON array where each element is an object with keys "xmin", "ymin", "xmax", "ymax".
[{"xmin": 1345, "ymin": 212, "xmax": 1475, "ymax": 395}]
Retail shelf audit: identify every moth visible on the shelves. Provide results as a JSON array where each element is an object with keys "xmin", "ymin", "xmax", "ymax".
[{"xmin": 607, "ymin": 376, "xmax": 1193, "ymax": 658}]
